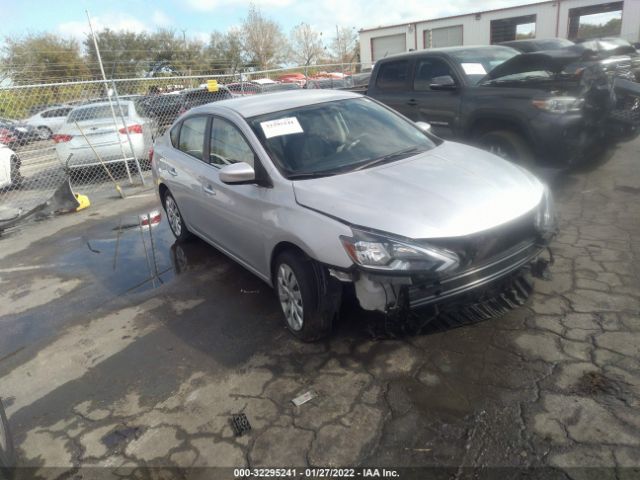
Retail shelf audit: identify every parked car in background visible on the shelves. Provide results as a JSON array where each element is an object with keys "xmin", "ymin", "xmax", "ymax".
[
  {"xmin": 139, "ymin": 87, "xmax": 232, "ymax": 126},
  {"xmin": 0, "ymin": 144, "xmax": 21, "ymax": 190},
  {"xmin": 25, "ymin": 105, "xmax": 73, "ymax": 140},
  {"xmin": 226, "ymin": 82, "xmax": 262, "ymax": 96},
  {"xmin": 152, "ymin": 90, "xmax": 555, "ymax": 341},
  {"xmin": 305, "ymin": 78, "xmax": 349, "ymax": 89},
  {"xmin": 500, "ymin": 38, "xmax": 576, "ymax": 53},
  {"xmin": 53, "ymin": 100, "xmax": 153, "ymax": 169},
  {"xmin": 365, "ymin": 46, "xmax": 640, "ymax": 166},
  {"xmin": 0, "ymin": 118, "xmax": 39, "ymax": 148}
]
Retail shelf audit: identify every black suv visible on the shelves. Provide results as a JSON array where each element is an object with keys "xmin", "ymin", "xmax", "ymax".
[{"xmin": 366, "ymin": 45, "xmax": 640, "ymax": 166}]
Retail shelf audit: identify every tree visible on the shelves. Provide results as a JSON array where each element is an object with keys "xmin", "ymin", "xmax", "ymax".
[
  {"xmin": 242, "ymin": 4, "xmax": 288, "ymax": 70},
  {"xmin": 330, "ymin": 26, "xmax": 359, "ymax": 65},
  {"xmin": 1, "ymin": 33, "xmax": 89, "ymax": 84},
  {"xmin": 289, "ymin": 23, "xmax": 325, "ymax": 66},
  {"xmin": 83, "ymin": 29, "xmax": 151, "ymax": 79},
  {"xmin": 207, "ymin": 29, "xmax": 246, "ymax": 74},
  {"xmin": 577, "ymin": 17, "xmax": 622, "ymax": 40}
]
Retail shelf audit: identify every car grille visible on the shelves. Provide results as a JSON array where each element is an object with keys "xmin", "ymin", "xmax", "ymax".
[
  {"xmin": 420, "ymin": 210, "xmax": 538, "ymax": 270},
  {"xmin": 408, "ymin": 236, "xmax": 542, "ymax": 309}
]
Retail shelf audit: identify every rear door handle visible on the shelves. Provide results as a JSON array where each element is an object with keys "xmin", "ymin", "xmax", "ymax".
[
  {"xmin": 203, "ymin": 185, "xmax": 216, "ymax": 196},
  {"xmin": 168, "ymin": 167, "xmax": 178, "ymax": 176},
  {"xmin": 407, "ymin": 99, "xmax": 417, "ymax": 106}
]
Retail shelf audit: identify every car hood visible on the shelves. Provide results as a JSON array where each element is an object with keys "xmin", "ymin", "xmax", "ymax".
[
  {"xmin": 292, "ymin": 142, "xmax": 544, "ymax": 239},
  {"xmin": 485, "ymin": 49, "xmax": 593, "ymax": 80}
]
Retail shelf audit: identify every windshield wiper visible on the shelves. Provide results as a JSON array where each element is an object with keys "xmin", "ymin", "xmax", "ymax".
[{"xmin": 351, "ymin": 146, "xmax": 424, "ymax": 172}]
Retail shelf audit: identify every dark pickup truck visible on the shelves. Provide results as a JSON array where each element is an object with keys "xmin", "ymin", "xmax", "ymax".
[{"xmin": 363, "ymin": 45, "xmax": 640, "ymax": 166}]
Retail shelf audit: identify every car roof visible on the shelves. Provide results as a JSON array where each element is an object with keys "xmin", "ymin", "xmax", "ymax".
[
  {"xmin": 71, "ymin": 100, "xmax": 135, "ymax": 110},
  {"xmin": 187, "ymin": 89, "xmax": 361, "ymax": 118},
  {"xmin": 379, "ymin": 45, "xmax": 518, "ymax": 61}
]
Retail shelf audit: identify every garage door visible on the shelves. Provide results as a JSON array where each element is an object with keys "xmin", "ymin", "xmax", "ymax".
[{"xmin": 372, "ymin": 34, "xmax": 406, "ymax": 61}]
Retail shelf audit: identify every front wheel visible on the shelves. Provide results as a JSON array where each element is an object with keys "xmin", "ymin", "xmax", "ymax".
[
  {"xmin": 274, "ymin": 250, "xmax": 341, "ymax": 342},
  {"xmin": 478, "ymin": 130, "xmax": 535, "ymax": 168},
  {"xmin": 163, "ymin": 191, "xmax": 192, "ymax": 241}
]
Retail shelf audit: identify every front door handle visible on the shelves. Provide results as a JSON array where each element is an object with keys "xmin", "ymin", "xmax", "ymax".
[
  {"xmin": 203, "ymin": 185, "xmax": 216, "ymax": 196},
  {"xmin": 407, "ymin": 99, "xmax": 417, "ymax": 106}
]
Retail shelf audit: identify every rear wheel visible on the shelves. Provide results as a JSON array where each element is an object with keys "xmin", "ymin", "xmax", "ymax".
[
  {"xmin": 274, "ymin": 250, "xmax": 341, "ymax": 342},
  {"xmin": 163, "ymin": 191, "xmax": 192, "ymax": 241},
  {"xmin": 9, "ymin": 155, "xmax": 22, "ymax": 188},
  {"xmin": 37, "ymin": 126, "xmax": 52, "ymax": 140},
  {"xmin": 479, "ymin": 130, "xmax": 535, "ymax": 168}
]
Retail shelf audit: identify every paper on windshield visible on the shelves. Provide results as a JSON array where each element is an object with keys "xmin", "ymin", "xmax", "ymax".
[
  {"xmin": 461, "ymin": 63, "xmax": 487, "ymax": 75},
  {"xmin": 260, "ymin": 117, "xmax": 303, "ymax": 139}
]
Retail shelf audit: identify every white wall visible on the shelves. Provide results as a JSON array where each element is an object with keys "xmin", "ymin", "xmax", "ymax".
[{"xmin": 359, "ymin": 0, "xmax": 640, "ymax": 62}]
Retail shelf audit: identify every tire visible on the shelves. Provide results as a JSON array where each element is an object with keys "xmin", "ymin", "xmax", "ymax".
[
  {"xmin": 163, "ymin": 191, "xmax": 192, "ymax": 241},
  {"xmin": 0, "ymin": 398, "xmax": 15, "ymax": 474},
  {"xmin": 37, "ymin": 126, "xmax": 52, "ymax": 140},
  {"xmin": 273, "ymin": 250, "xmax": 341, "ymax": 342},
  {"xmin": 478, "ymin": 130, "xmax": 535, "ymax": 168},
  {"xmin": 9, "ymin": 155, "xmax": 22, "ymax": 188}
]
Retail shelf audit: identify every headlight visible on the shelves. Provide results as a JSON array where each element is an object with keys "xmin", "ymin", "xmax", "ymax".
[
  {"xmin": 532, "ymin": 96, "xmax": 583, "ymax": 114},
  {"xmin": 535, "ymin": 186, "xmax": 556, "ymax": 235},
  {"xmin": 340, "ymin": 229, "xmax": 459, "ymax": 274}
]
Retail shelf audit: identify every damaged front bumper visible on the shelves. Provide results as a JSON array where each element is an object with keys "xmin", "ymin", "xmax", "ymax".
[{"xmin": 331, "ymin": 238, "xmax": 551, "ymax": 323}]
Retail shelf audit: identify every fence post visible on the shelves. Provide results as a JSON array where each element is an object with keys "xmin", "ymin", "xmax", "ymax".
[
  {"xmin": 111, "ymin": 81, "xmax": 145, "ymax": 186},
  {"xmin": 86, "ymin": 9, "xmax": 133, "ymax": 184}
]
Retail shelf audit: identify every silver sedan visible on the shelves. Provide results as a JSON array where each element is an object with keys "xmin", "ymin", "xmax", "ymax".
[{"xmin": 152, "ymin": 90, "xmax": 555, "ymax": 341}]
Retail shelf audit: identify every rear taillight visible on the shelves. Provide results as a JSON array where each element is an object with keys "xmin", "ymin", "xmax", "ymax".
[
  {"xmin": 139, "ymin": 210, "xmax": 162, "ymax": 228},
  {"xmin": 52, "ymin": 134, "xmax": 73, "ymax": 143},
  {"xmin": 119, "ymin": 124, "xmax": 143, "ymax": 134},
  {"xmin": 149, "ymin": 146, "xmax": 154, "ymax": 165}
]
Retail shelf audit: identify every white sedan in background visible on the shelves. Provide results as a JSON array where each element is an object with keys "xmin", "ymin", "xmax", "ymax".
[
  {"xmin": 0, "ymin": 145, "xmax": 21, "ymax": 190},
  {"xmin": 53, "ymin": 101, "xmax": 154, "ymax": 169},
  {"xmin": 25, "ymin": 105, "xmax": 73, "ymax": 140}
]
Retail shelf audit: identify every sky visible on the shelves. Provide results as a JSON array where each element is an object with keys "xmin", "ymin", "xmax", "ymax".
[{"xmin": 2, "ymin": 0, "xmax": 566, "ymax": 45}]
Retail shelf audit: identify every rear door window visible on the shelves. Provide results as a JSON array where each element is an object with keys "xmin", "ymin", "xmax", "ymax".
[
  {"xmin": 178, "ymin": 116, "xmax": 207, "ymax": 160},
  {"xmin": 375, "ymin": 60, "xmax": 410, "ymax": 90}
]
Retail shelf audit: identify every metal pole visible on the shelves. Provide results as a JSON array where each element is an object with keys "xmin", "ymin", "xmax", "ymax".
[
  {"xmin": 86, "ymin": 9, "xmax": 133, "ymax": 184},
  {"xmin": 111, "ymin": 81, "xmax": 145, "ymax": 185}
]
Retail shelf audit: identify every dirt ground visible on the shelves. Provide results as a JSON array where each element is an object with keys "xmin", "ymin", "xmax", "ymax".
[{"xmin": 0, "ymin": 138, "xmax": 639, "ymax": 479}]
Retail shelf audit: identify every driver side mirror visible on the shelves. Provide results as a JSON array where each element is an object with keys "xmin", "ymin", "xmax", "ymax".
[
  {"xmin": 415, "ymin": 121, "xmax": 432, "ymax": 133},
  {"xmin": 219, "ymin": 162, "xmax": 255, "ymax": 184},
  {"xmin": 430, "ymin": 75, "xmax": 457, "ymax": 91}
]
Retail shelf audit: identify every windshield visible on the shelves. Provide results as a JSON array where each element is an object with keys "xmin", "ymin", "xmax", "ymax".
[
  {"xmin": 68, "ymin": 104, "xmax": 129, "ymax": 123},
  {"xmin": 447, "ymin": 47, "xmax": 519, "ymax": 85},
  {"xmin": 247, "ymin": 97, "xmax": 437, "ymax": 178}
]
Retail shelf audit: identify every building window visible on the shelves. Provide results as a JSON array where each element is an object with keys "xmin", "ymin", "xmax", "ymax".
[
  {"xmin": 568, "ymin": 1, "xmax": 623, "ymax": 40},
  {"xmin": 424, "ymin": 25, "xmax": 463, "ymax": 49},
  {"xmin": 490, "ymin": 14, "xmax": 537, "ymax": 44}
]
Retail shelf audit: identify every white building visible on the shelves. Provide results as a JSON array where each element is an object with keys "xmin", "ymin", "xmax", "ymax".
[{"xmin": 359, "ymin": 0, "xmax": 640, "ymax": 67}]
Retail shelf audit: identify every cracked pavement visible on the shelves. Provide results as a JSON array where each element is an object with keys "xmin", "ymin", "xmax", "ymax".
[{"xmin": 0, "ymin": 138, "xmax": 639, "ymax": 478}]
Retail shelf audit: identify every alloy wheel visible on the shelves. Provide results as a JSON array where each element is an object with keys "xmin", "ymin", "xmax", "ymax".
[
  {"xmin": 277, "ymin": 264, "xmax": 304, "ymax": 331},
  {"xmin": 165, "ymin": 196, "xmax": 182, "ymax": 237}
]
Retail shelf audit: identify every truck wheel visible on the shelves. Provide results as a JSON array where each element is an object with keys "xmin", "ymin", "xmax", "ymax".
[
  {"xmin": 163, "ymin": 191, "xmax": 192, "ymax": 241},
  {"xmin": 274, "ymin": 250, "xmax": 341, "ymax": 342},
  {"xmin": 479, "ymin": 130, "xmax": 535, "ymax": 168}
]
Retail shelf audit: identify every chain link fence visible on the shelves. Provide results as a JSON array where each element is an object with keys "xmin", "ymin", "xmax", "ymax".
[{"xmin": 0, "ymin": 63, "xmax": 364, "ymax": 222}]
